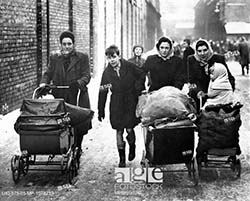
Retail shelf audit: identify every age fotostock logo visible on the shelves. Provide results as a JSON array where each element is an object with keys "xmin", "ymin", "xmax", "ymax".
[{"xmin": 114, "ymin": 167, "xmax": 163, "ymax": 183}]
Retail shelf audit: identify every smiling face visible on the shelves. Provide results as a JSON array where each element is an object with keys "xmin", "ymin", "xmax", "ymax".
[
  {"xmin": 61, "ymin": 37, "xmax": 74, "ymax": 55},
  {"xmin": 134, "ymin": 47, "xmax": 143, "ymax": 57},
  {"xmin": 106, "ymin": 53, "xmax": 120, "ymax": 68},
  {"xmin": 158, "ymin": 42, "xmax": 171, "ymax": 58}
]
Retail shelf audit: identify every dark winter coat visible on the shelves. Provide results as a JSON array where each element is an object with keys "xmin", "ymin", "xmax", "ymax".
[
  {"xmin": 183, "ymin": 46, "xmax": 195, "ymax": 82},
  {"xmin": 238, "ymin": 41, "xmax": 249, "ymax": 66},
  {"xmin": 41, "ymin": 51, "xmax": 91, "ymax": 134},
  {"xmin": 128, "ymin": 56, "xmax": 146, "ymax": 68},
  {"xmin": 187, "ymin": 54, "xmax": 235, "ymax": 108},
  {"xmin": 142, "ymin": 55, "xmax": 184, "ymax": 91},
  {"xmin": 98, "ymin": 59, "xmax": 145, "ymax": 130}
]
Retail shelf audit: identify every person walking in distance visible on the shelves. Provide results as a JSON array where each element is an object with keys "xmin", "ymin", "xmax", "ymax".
[
  {"xmin": 98, "ymin": 45, "xmax": 145, "ymax": 167},
  {"xmin": 238, "ymin": 37, "xmax": 249, "ymax": 75},
  {"xmin": 128, "ymin": 45, "xmax": 145, "ymax": 68}
]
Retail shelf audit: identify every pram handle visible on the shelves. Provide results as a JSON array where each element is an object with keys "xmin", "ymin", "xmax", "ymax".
[{"xmin": 33, "ymin": 84, "xmax": 81, "ymax": 106}]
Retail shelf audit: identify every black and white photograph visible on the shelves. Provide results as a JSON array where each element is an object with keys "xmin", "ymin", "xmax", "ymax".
[{"xmin": 1, "ymin": 0, "xmax": 250, "ymax": 200}]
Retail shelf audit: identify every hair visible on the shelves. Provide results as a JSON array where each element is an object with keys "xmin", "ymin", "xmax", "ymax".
[
  {"xmin": 59, "ymin": 30, "xmax": 75, "ymax": 44},
  {"xmin": 195, "ymin": 39, "xmax": 209, "ymax": 50},
  {"xmin": 156, "ymin": 36, "xmax": 172, "ymax": 50},
  {"xmin": 105, "ymin": 45, "xmax": 120, "ymax": 56},
  {"xmin": 132, "ymin": 45, "xmax": 144, "ymax": 52},
  {"xmin": 184, "ymin": 38, "xmax": 191, "ymax": 45}
]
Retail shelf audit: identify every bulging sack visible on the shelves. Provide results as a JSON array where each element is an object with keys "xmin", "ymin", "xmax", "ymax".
[
  {"xmin": 139, "ymin": 86, "xmax": 196, "ymax": 125},
  {"xmin": 65, "ymin": 103, "xmax": 94, "ymax": 126}
]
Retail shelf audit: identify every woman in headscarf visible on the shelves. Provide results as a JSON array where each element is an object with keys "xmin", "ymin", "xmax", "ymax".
[
  {"xmin": 187, "ymin": 38, "xmax": 235, "ymax": 110},
  {"xmin": 142, "ymin": 36, "xmax": 185, "ymax": 92}
]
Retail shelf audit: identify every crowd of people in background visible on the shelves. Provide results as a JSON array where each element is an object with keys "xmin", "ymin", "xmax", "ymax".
[{"xmin": 172, "ymin": 36, "xmax": 250, "ymax": 75}]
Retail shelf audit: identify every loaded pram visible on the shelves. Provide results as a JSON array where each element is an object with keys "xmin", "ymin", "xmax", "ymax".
[
  {"xmin": 137, "ymin": 86, "xmax": 199, "ymax": 185},
  {"xmin": 196, "ymin": 102, "xmax": 243, "ymax": 178}
]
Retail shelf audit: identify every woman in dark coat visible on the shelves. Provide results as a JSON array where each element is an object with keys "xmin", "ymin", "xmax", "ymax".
[
  {"xmin": 142, "ymin": 36, "xmax": 184, "ymax": 92},
  {"xmin": 187, "ymin": 38, "xmax": 235, "ymax": 109},
  {"xmin": 98, "ymin": 45, "xmax": 145, "ymax": 167},
  {"xmin": 40, "ymin": 30, "xmax": 92, "ymax": 153}
]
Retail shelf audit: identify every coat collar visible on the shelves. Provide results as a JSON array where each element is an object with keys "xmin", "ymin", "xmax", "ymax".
[
  {"xmin": 58, "ymin": 50, "xmax": 80, "ymax": 72},
  {"xmin": 107, "ymin": 58, "xmax": 127, "ymax": 79}
]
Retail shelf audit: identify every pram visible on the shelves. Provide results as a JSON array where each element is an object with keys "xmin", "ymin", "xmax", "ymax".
[
  {"xmin": 196, "ymin": 99, "xmax": 243, "ymax": 179},
  {"xmin": 141, "ymin": 123, "xmax": 199, "ymax": 186},
  {"xmin": 11, "ymin": 85, "xmax": 91, "ymax": 184}
]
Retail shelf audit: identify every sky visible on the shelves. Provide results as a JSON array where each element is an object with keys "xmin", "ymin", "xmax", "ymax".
[{"xmin": 160, "ymin": 0, "xmax": 199, "ymax": 21}]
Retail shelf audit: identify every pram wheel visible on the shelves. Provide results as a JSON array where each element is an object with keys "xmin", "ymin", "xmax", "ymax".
[
  {"xmin": 67, "ymin": 152, "xmax": 77, "ymax": 184},
  {"xmin": 11, "ymin": 155, "xmax": 21, "ymax": 184},
  {"xmin": 61, "ymin": 156, "xmax": 68, "ymax": 174},
  {"xmin": 231, "ymin": 159, "xmax": 241, "ymax": 178},
  {"xmin": 21, "ymin": 151, "xmax": 29, "ymax": 175},
  {"xmin": 189, "ymin": 157, "xmax": 199, "ymax": 186},
  {"xmin": 74, "ymin": 147, "xmax": 81, "ymax": 170}
]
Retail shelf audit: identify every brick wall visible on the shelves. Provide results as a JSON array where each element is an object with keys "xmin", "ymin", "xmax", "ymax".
[
  {"xmin": 49, "ymin": 0, "xmax": 69, "ymax": 54},
  {"xmin": 0, "ymin": 0, "xmax": 37, "ymax": 113},
  {"xmin": 1, "ymin": 0, "xmax": 160, "ymax": 114},
  {"xmin": 0, "ymin": 0, "xmax": 92, "ymax": 113},
  {"xmin": 73, "ymin": 0, "xmax": 90, "ymax": 54}
]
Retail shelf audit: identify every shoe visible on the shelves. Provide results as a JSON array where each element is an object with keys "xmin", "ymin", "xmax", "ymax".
[
  {"xmin": 128, "ymin": 144, "xmax": 136, "ymax": 161},
  {"xmin": 118, "ymin": 149, "xmax": 126, "ymax": 167}
]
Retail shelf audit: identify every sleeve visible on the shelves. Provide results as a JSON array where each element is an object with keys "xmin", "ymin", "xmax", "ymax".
[
  {"xmin": 220, "ymin": 56, "xmax": 236, "ymax": 91},
  {"xmin": 142, "ymin": 57, "xmax": 151, "ymax": 75},
  {"xmin": 77, "ymin": 54, "xmax": 91, "ymax": 91},
  {"xmin": 187, "ymin": 56, "xmax": 195, "ymax": 83},
  {"xmin": 174, "ymin": 58, "xmax": 185, "ymax": 89},
  {"xmin": 40, "ymin": 55, "xmax": 55, "ymax": 84},
  {"xmin": 131, "ymin": 63, "xmax": 146, "ymax": 94},
  {"xmin": 98, "ymin": 70, "xmax": 109, "ymax": 116}
]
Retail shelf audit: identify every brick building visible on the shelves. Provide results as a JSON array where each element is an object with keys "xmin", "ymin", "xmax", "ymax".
[
  {"xmin": 194, "ymin": 0, "xmax": 250, "ymax": 41},
  {"xmin": 0, "ymin": 0, "xmax": 162, "ymax": 114},
  {"xmin": 194, "ymin": 0, "xmax": 226, "ymax": 41}
]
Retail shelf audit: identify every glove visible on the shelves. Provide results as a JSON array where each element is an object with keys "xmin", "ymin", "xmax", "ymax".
[
  {"xmin": 197, "ymin": 91, "xmax": 207, "ymax": 99},
  {"xmin": 69, "ymin": 81, "xmax": 79, "ymax": 92},
  {"xmin": 39, "ymin": 83, "xmax": 46, "ymax": 88},
  {"xmin": 98, "ymin": 111, "xmax": 105, "ymax": 122},
  {"xmin": 38, "ymin": 84, "xmax": 50, "ymax": 96}
]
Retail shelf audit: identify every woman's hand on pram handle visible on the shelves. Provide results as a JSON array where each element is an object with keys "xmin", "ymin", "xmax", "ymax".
[{"xmin": 34, "ymin": 84, "xmax": 70, "ymax": 99}]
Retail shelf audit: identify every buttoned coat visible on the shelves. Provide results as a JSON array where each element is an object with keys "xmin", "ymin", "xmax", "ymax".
[
  {"xmin": 98, "ymin": 59, "xmax": 145, "ymax": 130},
  {"xmin": 41, "ymin": 51, "xmax": 91, "ymax": 134}
]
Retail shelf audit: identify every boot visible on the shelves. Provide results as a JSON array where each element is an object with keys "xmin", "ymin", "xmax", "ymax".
[
  {"xmin": 118, "ymin": 149, "xmax": 126, "ymax": 167},
  {"xmin": 128, "ymin": 144, "xmax": 136, "ymax": 161},
  {"xmin": 242, "ymin": 67, "xmax": 245, "ymax": 75}
]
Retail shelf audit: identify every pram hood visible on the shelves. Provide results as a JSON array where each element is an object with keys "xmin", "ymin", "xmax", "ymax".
[{"xmin": 20, "ymin": 99, "xmax": 67, "ymax": 116}]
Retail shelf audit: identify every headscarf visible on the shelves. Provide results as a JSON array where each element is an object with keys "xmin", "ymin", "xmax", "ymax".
[
  {"xmin": 209, "ymin": 63, "xmax": 232, "ymax": 90},
  {"xmin": 156, "ymin": 36, "xmax": 174, "ymax": 60},
  {"xmin": 194, "ymin": 39, "xmax": 214, "ymax": 66},
  {"xmin": 204, "ymin": 63, "xmax": 234, "ymax": 107}
]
